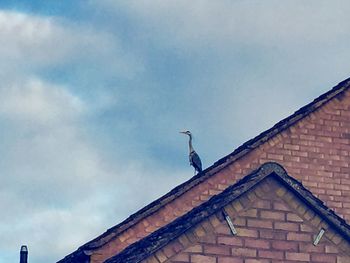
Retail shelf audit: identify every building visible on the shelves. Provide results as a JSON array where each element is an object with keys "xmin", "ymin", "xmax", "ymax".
[{"xmin": 59, "ymin": 78, "xmax": 350, "ymax": 263}]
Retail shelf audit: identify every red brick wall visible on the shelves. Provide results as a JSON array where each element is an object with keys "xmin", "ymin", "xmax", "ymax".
[
  {"xmin": 90, "ymin": 90, "xmax": 350, "ymax": 262},
  {"xmin": 144, "ymin": 177, "xmax": 350, "ymax": 263}
]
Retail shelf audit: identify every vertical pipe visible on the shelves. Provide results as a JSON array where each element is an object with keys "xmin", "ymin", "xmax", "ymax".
[{"xmin": 20, "ymin": 245, "xmax": 28, "ymax": 263}]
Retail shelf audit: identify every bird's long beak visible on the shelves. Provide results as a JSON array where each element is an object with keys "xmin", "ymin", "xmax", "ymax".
[{"xmin": 179, "ymin": 131, "xmax": 186, "ymax": 134}]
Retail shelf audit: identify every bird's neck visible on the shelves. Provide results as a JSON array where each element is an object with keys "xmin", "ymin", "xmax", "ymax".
[{"xmin": 188, "ymin": 134, "xmax": 194, "ymax": 153}]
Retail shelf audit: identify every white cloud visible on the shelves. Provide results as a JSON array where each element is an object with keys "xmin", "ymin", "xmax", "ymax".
[
  {"xmin": 0, "ymin": 10, "xmax": 142, "ymax": 78},
  {"xmin": 0, "ymin": 78, "xmax": 84, "ymax": 125},
  {"xmin": 0, "ymin": 77, "xmax": 104, "ymax": 200},
  {"xmin": 0, "ymin": 11, "xmax": 74, "ymax": 68},
  {"xmin": 0, "ymin": 77, "xmax": 107, "ymax": 261},
  {"xmin": 0, "ymin": 193, "xmax": 112, "ymax": 262}
]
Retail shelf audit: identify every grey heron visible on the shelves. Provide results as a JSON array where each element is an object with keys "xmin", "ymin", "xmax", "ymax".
[{"xmin": 180, "ymin": 130, "xmax": 203, "ymax": 174}]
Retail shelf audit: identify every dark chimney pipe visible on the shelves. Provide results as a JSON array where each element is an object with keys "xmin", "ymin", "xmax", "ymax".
[{"xmin": 20, "ymin": 245, "xmax": 28, "ymax": 263}]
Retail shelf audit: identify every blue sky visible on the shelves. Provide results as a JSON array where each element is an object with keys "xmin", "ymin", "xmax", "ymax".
[{"xmin": 1, "ymin": 1, "xmax": 350, "ymax": 262}]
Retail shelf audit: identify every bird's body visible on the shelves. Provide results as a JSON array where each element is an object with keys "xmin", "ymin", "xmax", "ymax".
[
  {"xmin": 180, "ymin": 130, "xmax": 202, "ymax": 174},
  {"xmin": 189, "ymin": 150, "xmax": 202, "ymax": 173}
]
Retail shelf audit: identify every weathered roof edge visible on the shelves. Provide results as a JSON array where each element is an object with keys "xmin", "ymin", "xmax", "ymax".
[
  {"xmin": 58, "ymin": 77, "xmax": 350, "ymax": 262},
  {"xmin": 105, "ymin": 162, "xmax": 350, "ymax": 263}
]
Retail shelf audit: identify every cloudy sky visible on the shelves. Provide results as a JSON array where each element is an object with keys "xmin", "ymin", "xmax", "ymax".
[{"xmin": 0, "ymin": 1, "xmax": 350, "ymax": 262}]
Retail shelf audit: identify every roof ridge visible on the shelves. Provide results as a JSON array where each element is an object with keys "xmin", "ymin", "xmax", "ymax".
[
  {"xmin": 105, "ymin": 162, "xmax": 350, "ymax": 263},
  {"xmin": 58, "ymin": 77, "xmax": 350, "ymax": 262}
]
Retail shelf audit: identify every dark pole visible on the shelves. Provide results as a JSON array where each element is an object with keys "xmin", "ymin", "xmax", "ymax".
[{"xmin": 20, "ymin": 245, "xmax": 28, "ymax": 263}]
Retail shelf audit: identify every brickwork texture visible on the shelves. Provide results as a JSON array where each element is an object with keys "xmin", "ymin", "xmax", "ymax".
[{"xmin": 143, "ymin": 178, "xmax": 350, "ymax": 263}]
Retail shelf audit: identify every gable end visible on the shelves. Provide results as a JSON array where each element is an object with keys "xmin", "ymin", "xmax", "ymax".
[{"xmin": 105, "ymin": 162, "xmax": 350, "ymax": 263}]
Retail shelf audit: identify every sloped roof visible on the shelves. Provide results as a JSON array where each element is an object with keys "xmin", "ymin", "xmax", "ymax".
[
  {"xmin": 105, "ymin": 162, "xmax": 350, "ymax": 263},
  {"xmin": 58, "ymin": 77, "xmax": 350, "ymax": 262}
]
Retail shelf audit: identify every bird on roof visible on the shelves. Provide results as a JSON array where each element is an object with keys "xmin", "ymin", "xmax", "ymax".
[{"xmin": 180, "ymin": 130, "xmax": 203, "ymax": 174}]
